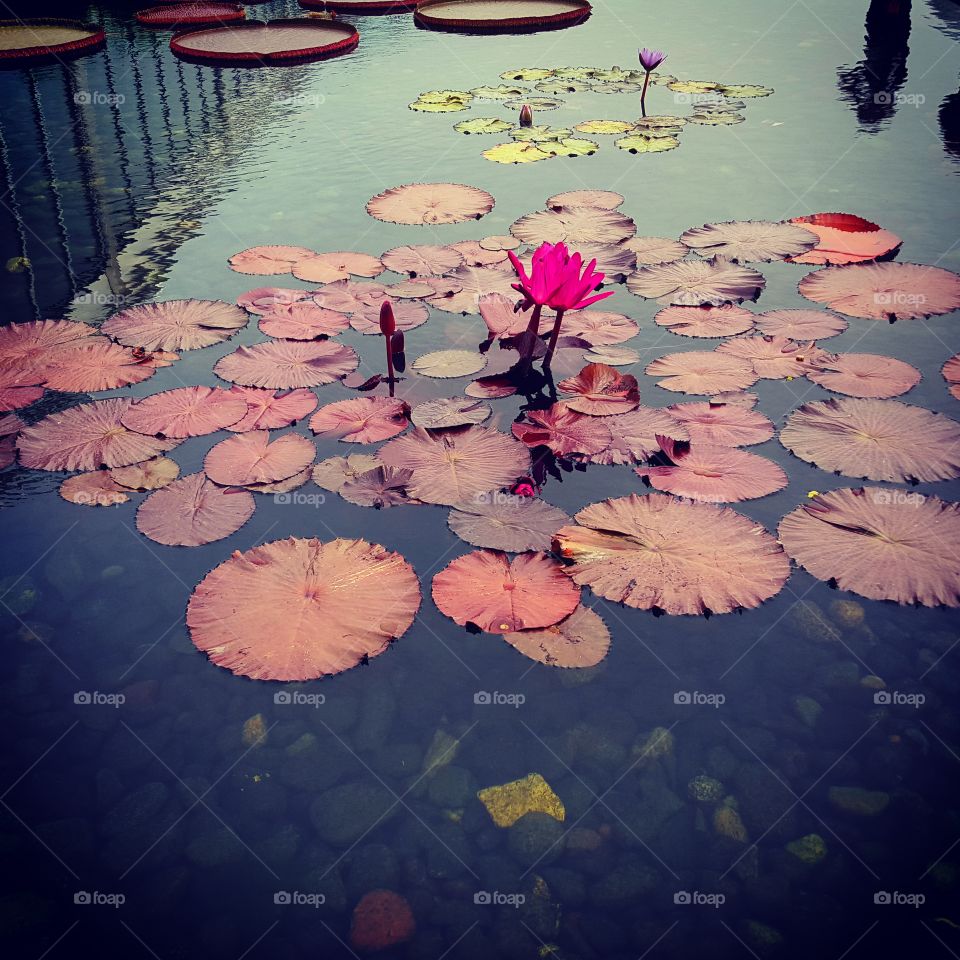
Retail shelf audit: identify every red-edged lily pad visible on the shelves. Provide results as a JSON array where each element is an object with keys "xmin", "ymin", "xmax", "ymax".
[
  {"xmin": 557, "ymin": 363, "xmax": 640, "ymax": 416},
  {"xmin": 512, "ymin": 404, "xmax": 612, "ymax": 457}
]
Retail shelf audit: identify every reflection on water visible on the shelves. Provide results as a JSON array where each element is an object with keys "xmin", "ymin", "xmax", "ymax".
[
  {"xmin": 836, "ymin": 0, "xmax": 912, "ymax": 130},
  {"xmin": 1, "ymin": 1, "xmax": 960, "ymax": 958}
]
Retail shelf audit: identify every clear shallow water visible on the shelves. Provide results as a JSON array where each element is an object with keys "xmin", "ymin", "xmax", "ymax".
[{"xmin": 1, "ymin": 1, "xmax": 959, "ymax": 957}]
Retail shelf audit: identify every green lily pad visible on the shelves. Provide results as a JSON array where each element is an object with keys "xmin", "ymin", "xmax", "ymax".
[
  {"xmin": 687, "ymin": 111, "xmax": 745, "ymax": 125},
  {"xmin": 574, "ymin": 120, "xmax": 635, "ymax": 135},
  {"xmin": 649, "ymin": 72, "xmax": 677, "ymax": 86},
  {"xmin": 667, "ymin": 80, "xmax": 721, "ymax": 94},
  {"xmin": 410, "ymin": 98, "xmax": 470, "ymax": 113},
  {"xmin": 418, "ymin": 89, "xmax": 473, "ymax": 103},
  {"xmin": 482, "ymin": 141, "xmax": 553, "ymax": 164},
  {"xmin": 538, "ymin": 137, "xmax": 600, "ymax": 157},
  {"xmin": 591, "ymin": 67, "xmax": 636, "ymax": 82},
  {"xmin": 454, "ymin": 117, "xmax": 513, "ymax": 135},
  {"xmin": 591, "ymin": 81, "xmax": 641, "ymax": 93},
  {"xmin": 633, "ymin": 115, "xmax": 687, "ymax": 130},
  {"xmin": 500, "ymin": 68, "xmax": 554, "ymax": 81},
  {"xmin": 535, "ymin": 80, "xmax": 591, "ymax": 94},
  {"xmin": 615, "ymin": 133, "xmax": 680, "ymax": 154},
  {"xmin": 471, "ymin": 85, "xmax": 526, "ymax": 100},
  {"xmin": 503, "ymin": 97, "xmax": 562, "ymax": 111},
  {"xmin": 553, "ymin": 66, "xmax": 597, "ymax": 80},
  {"xmin": 510, "ymin": 125, "xmax": 572, "ymax": 142},
  {"xmin": 718, "ymin": 84, "xmax": 774, "ymax": 98}
]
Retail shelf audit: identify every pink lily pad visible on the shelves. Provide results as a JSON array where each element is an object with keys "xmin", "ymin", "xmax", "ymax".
[
  {"xmin": 214, "ymin": 340, "xmax": 358, "ymax": 389},
  {"xmin": 204, "ymin": 431, "xmax": 315, "ymax": 486},
  {"xmin": 804, "ymin": 353, "xmax": 921, "ymax": 398},
  {"xmin": 258, "ymin": 302, "xmax": 351, "ymax": 339},
  {"xmin": 225, "ymin": 387, "xmax": 318, "ymax": 432},
  {"xmin": 102, "ymin": 299, "xmax": 248, "ymax": 351},
  {"xmin": 310, "ymin": 397, "xmax": 409, "ymax": 443},
  {"xmin": 228, "ymin": 245, "xmax": 315, "ymax": 275},
  {"xmin": 512, "ymin": 404, "xmax": 612, "ymax": 457},
  {"xmin": 121, "ymin": 386, "xmax": 248, "ymax": 438},
  {"xmin": 666, "ymin": 401, "xmax": 774, "ymax": 446},
  {"xmin": 645, "ymin": 352, "xmax": 758, "ymax": 394},
  {"xmin": 654, "ymin": 304, "xmax": 756, "ymax": 338}
]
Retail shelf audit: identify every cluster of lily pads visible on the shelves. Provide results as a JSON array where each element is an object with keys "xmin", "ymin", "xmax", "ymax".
[
  {"xmin": 2, "ymin": 180, "xmax": 960, "ymax": 682},
  {"xmin": 408, "ymin": 65, "xmax": 773, "ymax": 163}
]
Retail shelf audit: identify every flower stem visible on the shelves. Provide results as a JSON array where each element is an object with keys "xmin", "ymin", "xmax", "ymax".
[
  {"xmin": 385, "ymin": 333, "xmax": 395, "ymax": 397},
  {"xmin": 542, "ymin": 308, "xmax": 565, "ymax": 369},
  {"xmin": 640, "ymin": 71, "xmax": 650, "ymax": 117},
  {"xmin": 520, "ymin": 303, "xmax": 543, "ymax": 362}
]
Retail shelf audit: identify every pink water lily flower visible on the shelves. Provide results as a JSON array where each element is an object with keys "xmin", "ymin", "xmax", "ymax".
[
  {"xmin": 508, "ymin": 242, "xmax": 613, "ymax": 368},
  {"xmin": 508, "ymin": 242, "xmax": 613, "ymax": 312}
]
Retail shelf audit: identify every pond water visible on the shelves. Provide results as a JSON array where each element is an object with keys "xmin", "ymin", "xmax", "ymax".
[{"xmin": 1, "ymin": 1, "xmax": 959, "ymax": 957}]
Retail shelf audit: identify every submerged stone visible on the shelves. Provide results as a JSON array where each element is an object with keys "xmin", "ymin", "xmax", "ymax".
[
  {"xmin": 507, "ymin": 812, "xmax": 566, "ymax": 867},
  {"xmin": 713, "ymin": 803, "xmax": 749, "ymax": 843},
  {"xmin": 311, "ymin": 782, "xmax": 398, "ymax": 846},
  {"xmin": 477, "ymin": 772, "xmax": 565, "ymax": 828},
  {"xmin": 349, "ymin": 889, "xmax": 415, "ymax": 953},
  {"xmin": 828, "ymin": 786, "xmax": 890, "ymax": 816},
  {"xmin": 793, "ymin": 695, "xmax": 822, "ymax": 728},
  {"xmin": 786, "ymin": 599, "xmax": 840, "ymax": 643},
  {"xmin": 829, "ymin": 598, "xmax": 865, "ymax": 628},
  {"xmin": 241, "ymin": 713, "xmax": 268, "ymax": 748},
  {"xmin": 786, "ymin": 833, "xmax": 827, "ymax": 864},
  {"xmin": 687, "ymin": 774, "xmax": 725, "ymax": 803}
]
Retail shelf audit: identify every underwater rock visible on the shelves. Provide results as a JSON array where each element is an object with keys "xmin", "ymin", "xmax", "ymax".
[
  {"xmin": 349, "ymin": 889, "xmax": 415, "ymax": 953},
  {"xmin": 713, "ymin": 802, "xmax": 749, "ymax": 843},
  {"xmin": 786, "ymin": 833, "xmax": 827, "ymax": 864},
  {"xmin": 743, "ymin": 919, "xmax": 784, "ymax": 955},
  {"xmin": 241, "ymin": 713, "xmax": 268, "ymax": 748},
  {"xmin": 346, "ymin": 844, "xmax": 400, "ymax": 899},
  {"xmin": 425, "ymin": 821, "xmax": 473, "ymax": 879},
  {"xmin": 101, "ymin": 781, "xmax": 170, "ymax": 836},
  {"xmin": 829, "ymin": 598, "xmax": 865, "ymax": 628},
  {"xmin": 100, "ymin": 564, "xmax": 125, "ymax": 580},
  {"xmin": 507, "ymin": 812, "xmax": 566, "ymax": 867},
  {"xmin": 421, "ymin": 729, "xmax": 461, "ymax": 779},
  {"xmin": 256, "ymin": 824, "xmax": 300, "ymax": 863},
  {"xmin": 631, "ymin": 726, "xmax": 675, "ymax": 769},
  {"xmin": 427, "ymin": 765, "xmax": 476, "ymax": 809},
  {"xmin": 733, "ymin": 764, "xmax": 798, "ymax": 841},
  {"xmin": 792, "ymin": 695, "xmax": 823, "ymax": 729},
  {"xmin": 0, "ymin": 575, "xmax": 38, "ymax": 618},
  {"xmin": 371, "ymin": 741, "xmax": 422, "ymax": 779},
  {"xmin": 828, "ymin": 786, "xmax": 890, "ymax": 816},
  {"xmin": 786, "ymin": 599, "xmax": 840, "ymax": 643},
  {"xmin": 688, "ymin": 774, "xmax": 725, "ymax": 803},
  {"xmin": 542, "ymin": 867, "xmax": 586, "ymax": 905},
  {"xmin": 860, "ymin": 674, "xmax": 886, "ymax": 690},
  {"xmin": 278, "ymin": 733, "xmax": 348, "ymax": 792},
  {"xmin": 588, "ymin": 856, "xmax": 659, "ymax": 906},
  {"xmin": 186, "ymin": 826, "xmax": 245, "ymax": 867},
  {"xmin": 15, "ymin": 620, "xmax": 53, "ymax": 645},
  {"xmin": 517, "ymin": 875, "xmax": 561, "ymax": 941},
  {"xmin": 354, "ymin": 684, "xmax": 397, "ymax": 753},
  {"xmin": 311, "ymin": 782, "xmax": 398, "ymax": 847},
  {"xmin": 477, "ymin": 773, "xmax": 565, "ymax": 828},
  {"xmin": 562, "ymin": 722, "xmax": 628, "ymax": 769}
]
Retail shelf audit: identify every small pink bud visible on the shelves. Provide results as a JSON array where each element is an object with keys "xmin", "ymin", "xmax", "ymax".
[
  {"xmin": 519, "ymin": 104, "xmax": 533, "ymax": 128},
  {"xmin": 379, "ymin": 300, "xmax": 396, "ymax": 337}
]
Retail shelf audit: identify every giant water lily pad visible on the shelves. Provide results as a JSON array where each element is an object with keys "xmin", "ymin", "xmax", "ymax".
[
  {"xmin": 431, "ymin": 264, "xmax": 517, "ymax": 314},
  {"xmin": 512, "ymin": 404, "xmax": 612, "ymax": 457},
  {"xmin": 110, "ymin": 457, "xmax": 180, "ymax": 491},
  {"xmin": 628, "ymin": 258, "xmax": 766, "ymax": 305},
  {"xmin": 447, "ymin": 497, "xmax": 570, "ymax": 552},
  {"xmin": 558, "ymin": 363, "xmax": 639, "ymax": 415},
  {"xmin": 943, "ymin": 354, "xmax": 960, "ymax": 400},
  {"xmin": 378, "ymin": 425, "xmax": 530, "ymax": 505},
  {"xmin": 804, "ymin": 353, "xmax": 921, "ymax": 399},
  {"xmin": 797, "ymin": 262, "xmax": 960, "ymax": 320},
  {"xmin": 60, "ymin": 472, "xmax": 130, "ymax": 507},
  {"xmin": 410, "ymin": 397, "xmax": 491, "ymax": 429},
  {"xmin": 291, "ymin": 251, "xmax": 384, "ymax": 284},
  {"xmin": 309, "ymin": 397, "xmax": 409, "ymax": 443},
  {"xmin": 667, "ymin": 401, "xmax": 774, "ymax": 446},
  {"xmin": 625, "ymin": 236, "xmax": 689, "ymax": 265},
  {"xmin": 754, "ymin": 308, "xmax": 847, "ymax": 340},
  {"xmin": 779, "ymin": 487, "xmax": 960, "ymax": 607},
  {"xmin": 381, "ymin": 244, "xmax": 464, "ymax": 277},
  {"xmin": 228, "ymin": 246, "xmax": 314, "ymax": 275},
  {"xmin": 215, "ymin": 340, "xmax": 358, "ymax": 388},
  {"xmin": 226, "ymin": 387, "xmax": 318, "ymax": 432},
  {"xmin": 204, "ymin": 431, "xmax": 315, "ymax": 486},
  {"xmin": 413, "ymin": 350, "xmax": 487, "ymax": 378},
  {"xmin": 716, "ymin": 335, "xmax": 827, "ymax": 379},
  {"xmin": 511, "ymin": 207, "xmax": 636, "ymax": 246},
  {"xmin": 654, "ymin": 304, "xmax": 756, "ymax": 338},
  {"xmin": 546, "ymin": 189, "xmax": 624, "ymax": 210},
  {"xmin": 39, "ymin": 341, "xmax": 159, "ymax": 393},
  {"xmin": 136, "ymin": 473, "xmax": 255, "ymax": 547},
  {"xmin": 366, "ymin": 182, "xmax": 494, "ymax": 225},
  {"xmin": 646, "ymin": 352, "xmax": 758, "ymax": 394},
  {"xmin": 553, "ymin": 492, "xmax": 790, "ymax": 614},
  {"xmin": 312, "ymin": 454, "xmax": 380, "ymax": 491},
  {"xmin": 588, "ymin": 406, "xmax": 688, "ymax": 465},
  {"xmin": 17, "ymin": 398, "xmax": 180, "ymax": 471},
  {"xmin": 339, "ymin": 466, "xmax": 418, "ymax": 508},
  {"xmin": 561, "ymin": 310, "xmax": 638, "ymax": 345},
  {"xmin": 432, "ymin": 549, "xmax": 580, "ymax": 633},
  {"xmin": 102, "ymin": 299, "xmax": 248, "ymax": 351},
  {"xmin": 780, "ymin": 397, "xmax": 960, "ymax": 482},
  {"xmin": 0, "ymin": 319, "xmax": 96, "ymax": 371},
  {"xmin": 637, "ymin": 436, "xmax": 787, "ymax": 502},
  {"xmin": 258, "ymin": 303, "xmax": 351, "ymax": 339},
  {"xmin": 121, "ymin": 386, "xmax": 248, "ymax": 438},
  {"xmin": 788, "ymin": 213, "xmax": 902, "ymax": 266},
  {"xmin": 680, "ymin": 220, "xmax": 818, "ymax": 263},
  {"xmin": 503, "ymin": 605, "xmax": 610, "ymax": 668},
  {"xmin": 187, "ymin": 537, "xmax": 421, "ymax": 680}
]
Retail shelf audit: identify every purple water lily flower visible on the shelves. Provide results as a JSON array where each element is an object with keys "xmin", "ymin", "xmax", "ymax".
[
  {"xmin": 639, "ymin": 48, "xmax": 667, "ymax": 72},
  {"xmin": 638, "ymin": 47, "xmax": 666, "ymax": 116}
]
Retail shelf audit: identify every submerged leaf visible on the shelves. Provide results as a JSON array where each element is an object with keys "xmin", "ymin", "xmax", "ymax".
[{"xmin": 503, "ymin": 605, "xmax": 610, "ymax": 669}]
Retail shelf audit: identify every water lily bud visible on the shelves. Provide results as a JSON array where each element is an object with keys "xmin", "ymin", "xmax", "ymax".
[
  {"xmin": 379, "ymin": 300, "xmax": 396, "ymax": 337},
  {"xmin": 519, "ymin": 104, "xmax": 533, "ymax": 128}
]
